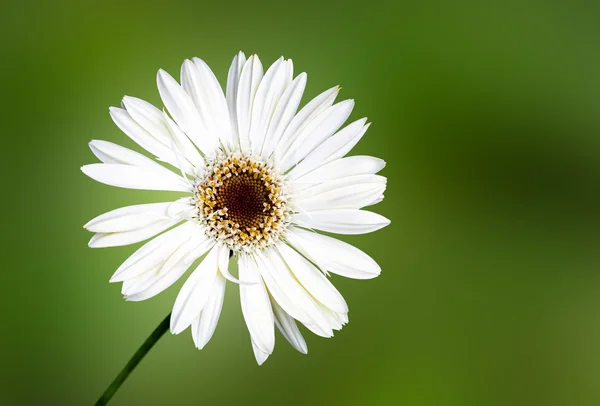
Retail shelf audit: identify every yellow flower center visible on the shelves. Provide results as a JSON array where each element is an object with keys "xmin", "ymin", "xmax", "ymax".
[{"xmin": 195, "ymin": 152, "xmax": 289, "ymax": 251}]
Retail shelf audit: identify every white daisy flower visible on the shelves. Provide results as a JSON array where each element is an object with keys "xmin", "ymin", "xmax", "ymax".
[{"xmin": 82, "ymin": 52, "xmax": 390, "ymax": 365}]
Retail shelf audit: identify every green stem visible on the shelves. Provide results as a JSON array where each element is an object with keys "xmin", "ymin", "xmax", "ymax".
[{"xmin": 95, "ymin": 312, "xmax": 171, "ymax": 405}]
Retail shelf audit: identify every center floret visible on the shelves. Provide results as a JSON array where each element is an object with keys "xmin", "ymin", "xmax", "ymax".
[{"xmin": 195, "ymin": 151, "xmax": 290, "ymax": 252}]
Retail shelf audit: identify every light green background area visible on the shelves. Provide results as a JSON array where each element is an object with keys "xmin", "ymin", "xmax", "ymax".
[{"xmin": 2, "ymin": 1, "xmax": 600, "ymax": 405}]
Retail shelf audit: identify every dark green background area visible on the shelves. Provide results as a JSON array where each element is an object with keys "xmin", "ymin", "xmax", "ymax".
[{"xmin": 2, "ymin": 1, "xmax": 600, "ymax": 405}]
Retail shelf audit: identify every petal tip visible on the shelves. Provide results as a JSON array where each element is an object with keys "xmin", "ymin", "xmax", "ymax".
[
  {"xmin": 255, "ymin": 356, "xmax": 268, "ymax": 366},
  {"xmin": 80, "ymin": 164, "xmax": 96, "ymax": 178},
  {"xmin": 156, "ymin": 69, "xmax": 170, "ymax": 82},
  {"xmin": 121, "ymin": 95, "xmax": 136, "ymax": 108},
  {"xmin": 108, "ymin": 106, "xmax": 121, "ymax": 116},
  {"xmin": 87, "ymin": 236, "xmax": 101, "ymax": 248}
]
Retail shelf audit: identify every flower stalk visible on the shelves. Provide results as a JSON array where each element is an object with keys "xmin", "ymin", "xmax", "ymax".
[{"xmin": 95, "ymin": 313, "xmax": 171, "ymax": 405}]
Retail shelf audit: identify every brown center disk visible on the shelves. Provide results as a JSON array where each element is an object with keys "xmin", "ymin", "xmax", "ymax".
[{"xmin": 214, "ymin": 174, "xmax": 269, "ymax": 229}]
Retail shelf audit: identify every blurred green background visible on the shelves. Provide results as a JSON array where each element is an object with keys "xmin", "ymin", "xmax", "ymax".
[{"xmin": 2, "ymin": 0, "xmax": 600, "ymax": 405}]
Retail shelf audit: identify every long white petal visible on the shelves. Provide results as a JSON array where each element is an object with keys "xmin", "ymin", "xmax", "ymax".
[
  {"xmin": 89, "ymin": 140, "xmax": 165, "ymax": 169},
  {"xmin": 123, "ymin": 236, "xmax": 214, "ymax": 301},
  {"xmin": 157, "ymin": 69, "xmax": 218, "ymax": 154},
  {"xmin": 319, "ymin": 304, "xmax": 348, "ymax": 331},
  {"xmin": 276, "ymin": 243, "xmax": 347, "ymax": 314},
  {"xmin": 293, "ymin": 209, "xmax": 390, "ymax": 235},
  {"xmin": 166, "ymin": 197, "xmax": 196, "ymax": 219},
  {"xmin": 170, "ymin": 245, "xmax": 220, "ymax": 334},
  {"xmin": 273, "ymin": 85, "xmax": 339, "ymax": 162},
  {"xmin": 295, "ymin": 181, "xmax": 386, "ymax": 211},
  {"xmin": 255, "ymin": 250, "xmax": 333, "ymax": 337},
  {"xmin": 286, "ymin": 227, "xmax": 381, "ymax": 279},
  {"xmin": 120, "ymin": 263, "xmax": 161, "ymax": 297},
  {"xmin": 110, "ymin": 102, "xmax": 194, "ymax": 172},
  {"xmin": 296, "ymin": 174, "xmax": 386, "ymax": 199},
  {"xmin": 88, "ymin": 219, "xmax": 179, "ymax": 248},
  {"xmin": 81, "ymin": 163, "xmax": 191, "ymax": 192},
  {"xmin": 215, "ymin": 244, "xmax": 248, "ymax": 284},
  {"xmin": 123, "ymin": 260, "xmax": 200, "ymax": 302},
  {"xmin": 271, "ymin": 299, "xmax": 308, "ymax": 354},
  {"xmin": 287, "ymin": 119, "xmax": 370, "ymax": 180},
  {"xmin": 236, "ymin": 55, "xmax": 264, "ymax": 151},
  {"xmin": 109, "ymin": 107, "xmax": 177, "ymax": 163},
  {"xmin": 280, "ymin": 99, "xmax": 354, "ymax": 171},
  {"xmin": 292, "ymin": 156, "xmax": 386, "ymax": 188},
  {"xmin": 84, "ymin": 202, "xmax": 174, "ymax": 233},
  {"xmin": 249, "ymin": 57, "xmax": 290, "ymax": 153},
  {"xmin": 251, "ymin": 338, "xmax": 270, "ymax": 366},
  {"xmin": 193, "ymin": 58, "xmax": 233, "ymax": 146},
  {"xmin": 238, "ymin": 254, "xmax": 275, "ymax": 354},
  {"xmin": 122, "ymin": 96, "xmax": 172, "ymax": 145},
  {"xmin": 181, "ymin": 58, "xmax": 232, "ymax": 146},
  {"xmin": 192, "ymin": 273, "xmax": 226, "ymax": 349},
  {"xmin": 110, "ymin": 221, "xmax": 198, "ymax": 282},
  {"xmin": 261, "ymin": 72, "xmax": 307, "ymax": 158},
  {"xmin": 162, "ymin": 111, "xmax": 204, "ymax": 170},
  {"xmin": 226, "ymin": 51, "xmax": 247, "ymax": 145}
]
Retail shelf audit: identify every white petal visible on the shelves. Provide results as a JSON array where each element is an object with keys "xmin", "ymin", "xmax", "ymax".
[
  {"xmin": 276, "ymin": 243, "xmax": 347, "ymax": 314},
  {"xmin": 109, "ymin": 107, "xmax": 177, "ymax": 163},
  {"xmin": 292, "ymin": 156, "xmax": 386, "ymax": 188},
  {"xmin": 181, "ymin": 58, "xmax": 232, "ymax": 146},
  {"xmin": 255, "ymin": 250, "xmax": 333, "ymax": 337},
  {"xmin": 181, "ymin": 236, "xmax": 214, "ymax": 265},
  {"xmin": 293, "ymin": 209, "xmax": 390, "ymax": 235},
  {"xmin": 110, "ymin": 221, "xmax": 198, "ymax": 282},
  {"xmin": 160, "ymin": 231, "xmax": 212, "ymax": 271},
  {"xmin": 120, "ymin": 263, "xmax": 160, "ymax": 296},
  {"xmin": 162, "ymin": 111, "xmax": 204, "ymax": 170},
  {"xmin": 287, "ymin": 119, "xmax": 370, "ymax": 180},
  {"xmin": 84, "ymin": 202, "xmax": 173, "ymax": 233},
  {"xmin": 124, "ymin": 260, "xmax": 210, "ymax": 302},
  {"xmin": 88, "ymin": 219, "xmax": 179, "ymax": 248},
  {"xmin": 170, "ymin": 245, "xmax": 220, "ymax": 334},
  {"xmin": 251, "ymin": 338, "xmax": 270, "ymax": 366},
  {"xmin": 192, "ymin": 58, "xmax": 232, "ymax": 146},
  {"xmin": 192, "ymin": 273, "xmax": 226, "ymax": 349},
  {"xmin": 167, "ymin": 197, "xmax": 196, "ymax": 219},
  {"xmin": 123, "ymin": 236, "xmax": 214, "ymax": 301},
  {"xmin": 249, "ymin": 57, "xmax": 290, "ymax": 153},
  {"xmin": 81, "ymin": 163, "xmax": 191, "ymax": 192},
  {"xmin": 123, "ymin": 263, "xmax": 193, "ymax": 302},
  {"xmin": 226, "ymin": 51, "xmax": 247, "ymax": 144},
  {"xmin": 157, "ymin": 69, "xmax": 218, "ymax": 154},
  {"xmin": 271, "ymin": 299, "xmax": 307, "ymax": 354},
  {"xmin": 294, "ymin": 180, "xmax": 386, "ymax": 211},
  {"xmin": 286, "ymin": 227, "xmax": 381, "ymax": 279},
  {"xmin": 89, "ymin": 140, "xmax": 165, "ymax": 169},
  {"xmin": 110, "ymin": 103, "xmax": 193, "ymax": 172},
  {"xmin": 273, "ymin": 86, "xmax": 339, "ymax": 163},
  {"xmin": 280, "ymin": 99, "xmax": 354, "ymax": 171},
  {"xmin": 296, "ymin": 174, "xmax": 386, "ymax": 199},
  {"xmin": 261, "ymin": 72, "xmax": 307, "ymax": 158},
  {"xmin": 121, "ymin": 96, "xmax": 172, "ymax": 145},
  {"xmin": 215, "ymin": 243, "xmax": 247, "ymax": 284},
  {"xmin": 369, "ymin": 195, "xmax": 385, "ymax": 205},
  {"xmin": 319, "ymin": 304, "xmax": 348, "ymax": 331},
  {"xmin": 236, "ymin": 55, "xmax": 264, "ymax": 150},
  {"xmin": 238, "ymin": 254, "xmax": 275, "ymax": 354}
]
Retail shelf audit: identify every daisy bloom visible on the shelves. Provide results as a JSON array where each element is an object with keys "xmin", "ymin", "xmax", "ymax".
[{"xmin": 82, "ymin": 52, "xmax": 390, "ymax": 365}]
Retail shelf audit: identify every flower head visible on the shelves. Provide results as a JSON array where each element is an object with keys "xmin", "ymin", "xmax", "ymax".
[{"xmin": 82, "ymin": 52, "xmax": 390, "ymax": 364}]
